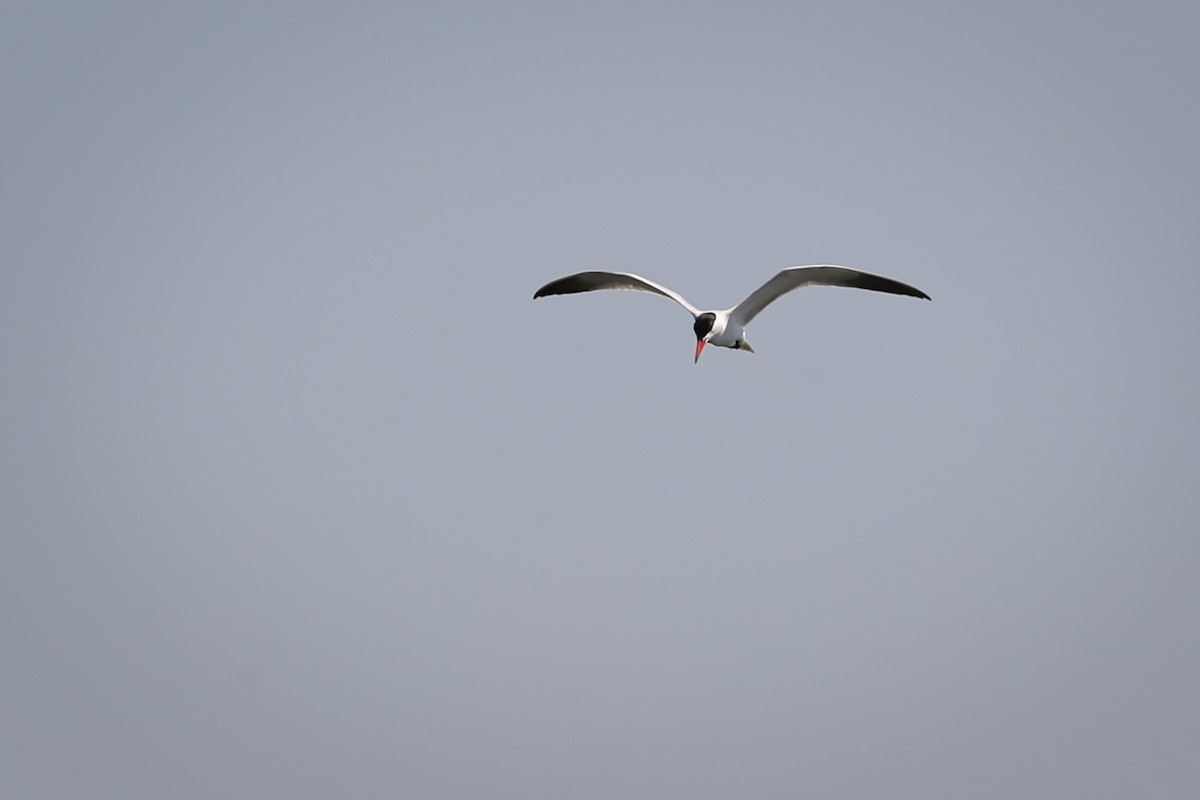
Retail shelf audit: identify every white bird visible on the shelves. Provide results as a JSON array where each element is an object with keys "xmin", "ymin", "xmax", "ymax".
[{"xmin": 533, "ymin": 265, "xmax": 930, "ymax": 363}]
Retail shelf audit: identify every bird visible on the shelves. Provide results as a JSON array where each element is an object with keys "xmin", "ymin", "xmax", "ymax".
[{"xmin": 533, "ymin": 265, "xmax": 930, "ymax": 363}]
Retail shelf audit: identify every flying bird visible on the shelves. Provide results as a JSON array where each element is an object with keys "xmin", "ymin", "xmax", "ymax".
[{"xmin": 533, "ymin": 265, "xmax": 930, "ymax": 363}]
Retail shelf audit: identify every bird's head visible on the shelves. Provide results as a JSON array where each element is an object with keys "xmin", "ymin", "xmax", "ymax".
[{"xmin": 693, "ymin": 312, "xmax": 717, "ymax": 363}]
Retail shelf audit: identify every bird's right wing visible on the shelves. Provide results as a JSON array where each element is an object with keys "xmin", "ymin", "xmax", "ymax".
[{"xmin": 533, "ymin": 271, "xmax": 701, "ymax": 317}]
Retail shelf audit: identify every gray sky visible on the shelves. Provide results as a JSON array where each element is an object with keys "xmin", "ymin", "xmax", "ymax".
[{"xmin": 3, "ymin": 2, "xmax": 1199, "ymax": 798}]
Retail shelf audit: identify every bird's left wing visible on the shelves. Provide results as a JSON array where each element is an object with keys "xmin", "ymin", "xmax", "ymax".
[
  {"xmin": 729, "ymin": 265, "xmax": 930, "ymax": 325},
  {"xmin": 533, "ymin": 271, "xmax": 701, "ymax": 317}
]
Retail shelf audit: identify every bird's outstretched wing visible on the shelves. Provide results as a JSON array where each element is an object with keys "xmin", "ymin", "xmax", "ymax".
[
  {"xmin": 533, "ymin": 271, "xmax": 701, "ymax": 317},
  {"xmin": 730, "ymin": 265, "xmax": 930, "ymax": 325}
]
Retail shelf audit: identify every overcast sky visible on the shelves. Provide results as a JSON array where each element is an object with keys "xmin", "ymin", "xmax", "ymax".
[{"xmin": 3, "ymin": 2, "xmax": 1199, "ymax": 798}]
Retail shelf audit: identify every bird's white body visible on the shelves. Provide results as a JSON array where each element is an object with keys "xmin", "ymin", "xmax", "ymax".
[
  {"xmin": 699, "ymin": 310, "xmax": 742, "ymax": 349},
  {"xmin": 533, "ymin": 265, "xmax": 929, "ymax": 363}
]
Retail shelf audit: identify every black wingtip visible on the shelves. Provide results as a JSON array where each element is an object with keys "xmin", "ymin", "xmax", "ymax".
[
  {"xmin": 532, "ymin": 272, "xmax": 605, "ymax": 300},
  {"xmin": 893, "ymin": 283, "xmax": 931, "ymax": 301},
  {"xmin": 532, "ymin": 275, "xmax": 571, "ymax": 300}
]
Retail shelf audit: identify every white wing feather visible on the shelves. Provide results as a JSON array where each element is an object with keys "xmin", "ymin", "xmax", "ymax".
[
  {"xmin": 534, "ymin": 271, "xmax": 701, "ymax": 317},
  {"xmin": 730, "ymin": 265, "xmax": 930, "ymax": 325}
]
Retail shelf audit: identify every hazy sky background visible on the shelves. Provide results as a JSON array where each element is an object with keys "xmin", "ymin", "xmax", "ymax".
[{"xmin": 3, "ymin": 2, "xmax": 1199, "ymax": 798}]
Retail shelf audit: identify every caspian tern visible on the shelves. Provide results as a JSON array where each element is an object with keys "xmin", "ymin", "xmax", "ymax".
[{"xmin": 533, "ymin": 265, "xmax": 930, "ymax": 363}]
